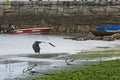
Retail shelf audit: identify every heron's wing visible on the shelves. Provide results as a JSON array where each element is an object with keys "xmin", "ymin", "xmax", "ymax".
[{"xmin": 49, "ymin": 43, "xmax": 55, "ymax": 47}]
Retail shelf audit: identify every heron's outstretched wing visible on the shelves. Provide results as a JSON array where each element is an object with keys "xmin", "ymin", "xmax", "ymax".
[{"xmin": 49, "ymin": 43, "xmax": 55, "ymax": 47}]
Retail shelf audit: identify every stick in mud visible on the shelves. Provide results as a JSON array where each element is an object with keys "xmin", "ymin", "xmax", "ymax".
[
  {"xmin": 23, "ymin": 64, "xmax": 53, "ymax": 75},
  {"xmin": 23, "ymin": 64, "xmax": 37, "ymax": 74}
]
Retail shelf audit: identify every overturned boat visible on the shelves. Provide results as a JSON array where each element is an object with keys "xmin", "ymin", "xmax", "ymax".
[{"xmin": 91, "ymin": 25, "xmax": 120, "ymax": 36}]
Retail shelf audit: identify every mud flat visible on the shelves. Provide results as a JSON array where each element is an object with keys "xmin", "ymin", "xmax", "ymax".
[
  {"xmin": 0, "ymin": 34, "xmax": 120, "ymax": 80},
  {"xmin": 22, "ymin": 53, "xmax": 69, "ymax": 58},
  {"xmin": 0, "ymin": 47, "xmax": 120, "ymax": 80}
]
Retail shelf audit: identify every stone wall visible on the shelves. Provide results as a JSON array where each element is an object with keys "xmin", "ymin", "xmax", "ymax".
[
  {"xmin": 0, "ymin": 1, "xmax": 120, "ymax": 16},
  {"xmin": 0, "ymin": 1, "xmax": 120, "ymax": 35}
]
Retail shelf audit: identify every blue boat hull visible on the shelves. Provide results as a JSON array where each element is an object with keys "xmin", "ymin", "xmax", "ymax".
[
  {"xmin": 96, "ymin": 25, "xmax": 120, "ymax": 32},
  {"xmin": 91, "ymin": 25, "xmax": 120, "ymax": 36},
  {"xmin": 91, "ymin": 31, "xmax": 120, "ymax": 36}
]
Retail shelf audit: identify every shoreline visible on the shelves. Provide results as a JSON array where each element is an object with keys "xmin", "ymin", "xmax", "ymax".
[{"xmin": 81, "ymin": 47, "xmax": 120, "ymax": 53}]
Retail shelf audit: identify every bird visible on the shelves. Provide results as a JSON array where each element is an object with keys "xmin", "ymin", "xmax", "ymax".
[
  {"xmin": 65, "ymin": 58, "xmax": 74, "ymax": 65},
  {"xmin": 32, "ymin": 41, "xmax": 55, "ymax": 54},
  {"xmin": 32, "ymin": 41, "xmax": 41, "ymax": 54}
]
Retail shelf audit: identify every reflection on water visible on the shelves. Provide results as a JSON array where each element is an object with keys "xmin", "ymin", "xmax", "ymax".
[{"xmin": 0, "ymin": 34, "xmax": 120, "ymax": 80}]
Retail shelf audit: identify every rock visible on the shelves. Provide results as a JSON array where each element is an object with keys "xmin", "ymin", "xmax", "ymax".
[
  {"xmin": 103, "ymin": 33, "xmax": 120, "ymax": 41},
  {"xmin": 111, "ymin": 33, "xmax": 120, "ymax": 40}
]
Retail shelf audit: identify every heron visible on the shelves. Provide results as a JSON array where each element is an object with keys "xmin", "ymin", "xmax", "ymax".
[
  {"xmin": 32, "ymin": 41, "xmax": 55, "ymax": 54},
  {"xmin": 32, "ymin": 41, "xmax": 41, "ymax": 54}
]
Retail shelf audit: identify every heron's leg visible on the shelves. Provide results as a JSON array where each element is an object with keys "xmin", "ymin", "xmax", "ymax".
[{"xmin": 38, "ymin": 48, "xmax": 41, "ymax": 54}]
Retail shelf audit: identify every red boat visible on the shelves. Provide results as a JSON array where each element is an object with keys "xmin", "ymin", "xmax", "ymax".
[{"xmin": 12, "ymin": 27, "xmax": 52, "ymax": 34}]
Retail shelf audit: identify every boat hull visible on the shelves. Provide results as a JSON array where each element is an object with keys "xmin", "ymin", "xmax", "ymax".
[
  {"xmin": 12, "ymin": 28, "xmax": 51, "ymax": 34},
  {"xmin": 91, "ymin": 31, "xmax": 120, "ymax": 36},
  {"xmin": 92, "ymin": 25, "xmax": 120, "ymax": 36}
]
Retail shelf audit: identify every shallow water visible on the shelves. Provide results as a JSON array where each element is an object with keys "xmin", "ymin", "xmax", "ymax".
[{"xmin": 0, "ymin": 34, "xmax": 120, "ymax": 80}]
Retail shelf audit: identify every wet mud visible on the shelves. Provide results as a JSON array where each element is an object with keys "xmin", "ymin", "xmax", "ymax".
[
  {"xmin": 0, "ymin": 60, "xmax": 24, "ymax": 64},
  {"xmin": 0, "ymin": 53, "xmax": 71, "ymax": 80},
  {"xmin": 22, "ymin": 53, "xmax": 69, "ymax": 58},
  {"xmin": 0, "ymin": 52, "xmax": 120, "ymax": 80}
]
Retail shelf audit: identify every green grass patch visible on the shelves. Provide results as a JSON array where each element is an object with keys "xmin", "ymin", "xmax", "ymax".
[
  {"xmin": 68, "ymin": 50, "xmax": 120, "ymax": 59},
  {"xmin": 34, "ymin": 59, "xmax": 120, "ymax": 80}
]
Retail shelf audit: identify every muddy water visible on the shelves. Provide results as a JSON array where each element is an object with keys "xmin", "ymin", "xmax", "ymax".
[{"xmin": 0, "ymin": 34, "xmax": 120, "ymax": 80}]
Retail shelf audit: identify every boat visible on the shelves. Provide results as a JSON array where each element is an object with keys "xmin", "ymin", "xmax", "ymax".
[
  {"xmin": 12, "ymin": 27, "xmax": 52, "ymax": 34},
  {"xmin": 91, "ymin": 31, "xmax": 120, "ymax": 36},
  {"xmin": 91, "ymin": 25, "xmax": 120, "ymax": 36}
]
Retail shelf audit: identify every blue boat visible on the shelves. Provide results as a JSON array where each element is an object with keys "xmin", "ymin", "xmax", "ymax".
[
  {"xmin": 91, "ymin": 25, "xmax": 120, "ymax": 36},
  {"xmin": 96, "ymin": 25, "xmax": 120, "ymax": 32}
]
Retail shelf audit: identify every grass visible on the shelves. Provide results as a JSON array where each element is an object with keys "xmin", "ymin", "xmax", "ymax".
[
  {"xmin": 68, "ymin": 49, "xmax": 120, "ymax": 59},
  {"xmin": 34, "ymin": 59, "xmax": 120, "ymax": 80}
]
